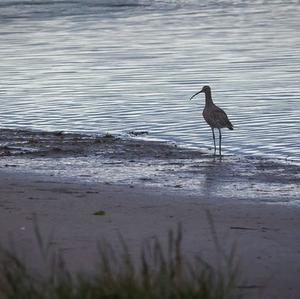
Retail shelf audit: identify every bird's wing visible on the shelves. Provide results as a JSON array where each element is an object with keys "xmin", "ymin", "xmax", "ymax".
[{"xmin": 211, "ymin": 106, "xmax": 233, "ymax": 129}]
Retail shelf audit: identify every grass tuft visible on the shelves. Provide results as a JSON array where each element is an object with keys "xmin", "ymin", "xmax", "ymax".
[{"xmin": 0, "ymin": 222, "xmax": 241, "ymax": 299}]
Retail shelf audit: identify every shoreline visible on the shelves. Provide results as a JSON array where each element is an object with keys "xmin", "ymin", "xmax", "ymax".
[
  {"xmin": 0, "ymin": 129, "xmax": 299, "ymax": 206},
  {"xmin": 0, "ymin": 127, "xmax": 299, "ymax": 166},
  {"xmin": 0, "ymin": 169, "xmax": 300, "ymax": 298}
]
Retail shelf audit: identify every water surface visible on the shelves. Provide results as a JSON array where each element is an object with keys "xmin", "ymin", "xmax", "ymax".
[{"xmin": 0, "ymin": 0, "xmax": 299, "ymax": 162}]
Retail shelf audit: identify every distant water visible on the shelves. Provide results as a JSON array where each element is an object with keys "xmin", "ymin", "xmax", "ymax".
[{"xmin": 0, "ymin": 0, "xmax": 299, "ymax": 162}]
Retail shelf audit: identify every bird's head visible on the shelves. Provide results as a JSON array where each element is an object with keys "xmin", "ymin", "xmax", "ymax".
[{"xmin": 190, "ymin": 85, "xmax": 211, "ymax": 100}]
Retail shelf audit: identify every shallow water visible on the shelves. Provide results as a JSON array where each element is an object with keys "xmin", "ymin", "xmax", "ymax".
[{"xmin": 0, "ymin": 0, "xmax": 299, "ymax": 162}]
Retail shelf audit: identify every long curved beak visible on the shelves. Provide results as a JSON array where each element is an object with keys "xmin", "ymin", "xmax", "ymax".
[{"xmin": 189, "ymin": 90, "xmax": 202, "ymax": 101}]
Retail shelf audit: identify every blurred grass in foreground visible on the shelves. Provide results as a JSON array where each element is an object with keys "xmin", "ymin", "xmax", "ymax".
[{"xmin": 0, "ymin": 220, "xmax": 241, "ymax": 299}]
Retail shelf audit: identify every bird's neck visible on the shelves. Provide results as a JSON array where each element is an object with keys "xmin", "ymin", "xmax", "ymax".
[{"xmin": 204, "ymin": 90, "xmax": 214, "ymax": 106}]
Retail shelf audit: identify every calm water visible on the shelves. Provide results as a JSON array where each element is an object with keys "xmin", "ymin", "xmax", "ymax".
[{"xmin": 0, "ymin": 0, "xmax": 299, "ymax": 162}]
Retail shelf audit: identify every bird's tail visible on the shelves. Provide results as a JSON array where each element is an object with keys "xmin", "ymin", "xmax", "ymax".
[{"xmin": 227, "ymin": 122, "xmax": 234, "ymax": 130}]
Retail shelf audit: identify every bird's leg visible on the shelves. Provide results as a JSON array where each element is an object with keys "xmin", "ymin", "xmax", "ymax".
[
  {"xmin": 211, "ymin": 128, "xmax": 216, "ymax": 156},
  {"xmin": 218, "ymin": 128, "xmax": 222, "ymax": 157}
]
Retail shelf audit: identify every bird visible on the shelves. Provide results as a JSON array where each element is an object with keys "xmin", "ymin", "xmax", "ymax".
[{"xmin": 190, "ymin": 85, "xmax": 233, "ymax": 156}]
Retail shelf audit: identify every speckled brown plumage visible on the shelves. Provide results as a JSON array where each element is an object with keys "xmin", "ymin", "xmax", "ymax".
[{"xmin": 203, "ymin": 104, "xmax": 233, "ymax": 130}]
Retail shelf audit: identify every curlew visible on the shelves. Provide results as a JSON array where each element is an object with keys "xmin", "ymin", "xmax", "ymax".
[{"xmin": 190, "ymin": 85, "xmax": 233, "ymax": 156}]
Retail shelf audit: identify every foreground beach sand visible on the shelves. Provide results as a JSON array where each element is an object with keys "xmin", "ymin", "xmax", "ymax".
[{"xmin": 0, "ymin": 170, "xmax": 300, "ymax": 299}]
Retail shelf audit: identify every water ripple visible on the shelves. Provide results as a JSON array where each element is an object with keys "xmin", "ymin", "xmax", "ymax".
[{"xmin": 0, "ymin": 0, "xmax": 299, "ymax": 162}]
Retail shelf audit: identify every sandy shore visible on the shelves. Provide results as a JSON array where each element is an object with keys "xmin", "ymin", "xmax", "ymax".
[{"xmin": 0, "ymin": 170, "xmax": 300, "ymax": 298}]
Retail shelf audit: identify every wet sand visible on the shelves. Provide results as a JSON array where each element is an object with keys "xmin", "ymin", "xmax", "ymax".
[
  {"xmin": 1, "ymin": 129, "xmax": 299, "ymax": 204},
  {"xmin": 0, "ymin": 170, "xmax": 300, "ymax": 299}
]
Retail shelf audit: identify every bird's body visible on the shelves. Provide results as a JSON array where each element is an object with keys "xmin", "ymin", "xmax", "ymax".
[{"xmin": 190, "ymin": 85, "xmax": 233, "ymax": 156}]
